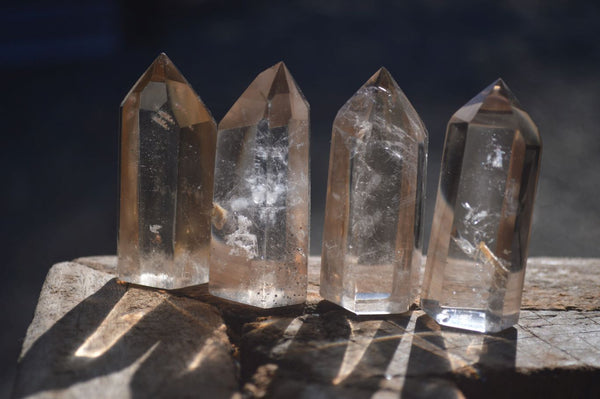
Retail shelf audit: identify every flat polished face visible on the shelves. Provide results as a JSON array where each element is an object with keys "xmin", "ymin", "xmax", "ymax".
[
  {"xmin": 210, "ymin": 62, "xmax": 310, "ymax": 308},
  {"xmin": 320, "ymin": 68, "xmax": 428, "ymax": 315},
  {"xmin": 118, "ymin": 53, "xmax": 217, "ymax": 289},
  {"xmin": 422, "ymin": 79, "xmax": 542, "ymax": 333}
]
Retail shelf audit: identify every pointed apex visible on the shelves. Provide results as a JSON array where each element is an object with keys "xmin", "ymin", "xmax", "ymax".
[
  {"xmin": 121, "ymin": 53, "xmax": 213, "ymax": 126},
  {"xmin": 479, "ymin": 77, "xmax": 520, "ymax": 112},
  {"xmin": 123, "ymin": 54, "xmax": 190, "ymax": 105},
  {"xmin": 139, "ymin": 52, "xmax": 187, "ymax": 85},
  {"xmin": 493, "ymin": 77, "xmax": 507, "ymax": 87},
  {"xmin": 150, "ymin": 52, "xmax": 173, "ymax": 72},
  {"xmin": 219, "ymin": 62, "xmax": 308, "ymax": 131},
  {"xmin": 491, "ymin": 78, "xmax": 518, "ymax": 103},
  {"xmin": 365, "ymin": 67, "xmax": 398, "ymax": 92},
  {"xmin": 268, "ymin": 62, "xmax": 291, "ymax": 98},
  {"xmin": 374, "ymin": 66, "xmax": 392, "ymax": 80},
  {"xmin": 453, "ymin": 79, "xmax": 522, "ymax": 123},
  {"xmin": 487, "ymin": 78, "xmax": 513, "ymax": 97},
  {"xmin": 337, "ymin": 68, "xmax": 426, "ymax": 143},
  {"xmin": 156, "ymin": 52, "xmax": 169, "ymax": 62}
]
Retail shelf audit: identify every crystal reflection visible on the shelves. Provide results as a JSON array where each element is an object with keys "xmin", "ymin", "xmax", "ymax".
[
  {"xmin": 210, "ymin": 62, "xmax": 310, "ymax": 308},
  {"xmin": 422, "ymin": 79, "xmax": 541, "ymax": 333},
  {"xmin": 320, "ymin": 68, "xmax": 428, "ymax": 315},
  {"xmin": 118, "ymin": 53, "xmax": 217, "ymax": 289}
]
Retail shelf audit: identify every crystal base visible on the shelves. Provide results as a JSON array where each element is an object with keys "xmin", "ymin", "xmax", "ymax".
[
  {"xmin": 421, "ymin": 299, "xmax": 519, "ymax": 333},
  {"xmin": 339, "ymin": 295, "xmax": 411, "ymax": 315},
  {"xmin": 209, "ymin": 287, "xmax": 304, "ymax": 309}
]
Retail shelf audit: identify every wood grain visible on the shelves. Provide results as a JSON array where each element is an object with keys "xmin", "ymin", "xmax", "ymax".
[{"xmin": 13, "ymin": 256, "xmax": 600, "ymax": 398}]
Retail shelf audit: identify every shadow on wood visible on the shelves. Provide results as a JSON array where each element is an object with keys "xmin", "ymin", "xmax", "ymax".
[
  {"xmin": 13, "ymin": 279, "xmax": 237, "ymax": 398},
  {"xmin": 13, "ymin": 256, "xmax": 600, "ymax": 398},
  {"xmin": 241, "ymin": 303, "xmax": 415, "ymax": 398},
  {"xmin": 402, "ymin": 314, "xmax": 463, "ymax": 398}
]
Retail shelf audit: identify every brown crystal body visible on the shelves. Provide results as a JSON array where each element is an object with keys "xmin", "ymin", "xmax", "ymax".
[
  {"xmin": 118, "ymin": 53, "xmax": 217, "ymax": 289},
  {"xmin": 320, "ymin": 68, "xmax": 428, "ymax": 314},
  {"xmin": 421, "ymin": 79, "xmax": 542, "ymax": 332},
  {"xmin": 209, "ymin": 62, "xmax": 310, "ymax": 308}
]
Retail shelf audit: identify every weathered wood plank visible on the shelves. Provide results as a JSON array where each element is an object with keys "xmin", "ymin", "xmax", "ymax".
[
  {"xmin": 522, "ymin": 257, "xmax": 600, "ymax": 311},
  {"xmin": 13, "ymin": 256, "xmax": 600, "ymax": 398},
  {"xmin": 13, "ymin": 258, "xmax": 238, "ymax": 399}
]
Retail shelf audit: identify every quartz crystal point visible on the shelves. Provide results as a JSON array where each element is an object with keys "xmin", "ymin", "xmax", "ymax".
[
  {"xmin": 118, "ymin": 53, "xmax": 217, "ymax": 289},
  {"xmin": 210, "ymin": 62, "xmax": 310, "ymax": 308},
  {"xmin": 320, "ymin": 68, "xmax": 428, "ymax": 314},
  {"xmin": 421, "ymin": 79, "xmax": 542, "ymax": 333}
]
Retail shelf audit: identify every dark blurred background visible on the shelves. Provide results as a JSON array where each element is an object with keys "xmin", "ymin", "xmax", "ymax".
[{"xmin": 2, "ymin": 0, "xmax": 599, "ymax": 395}]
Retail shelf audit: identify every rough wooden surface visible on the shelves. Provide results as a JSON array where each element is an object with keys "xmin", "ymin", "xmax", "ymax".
[
  {"xmin": 13, "ymin": 256, "xmax": 600, "ymax": 398},
  {"xmin": 521, "ymin": 257, "xmax": 600, "ymax": 311},
  {"xmin": 13, "ymin": 258, "xmax": 238, "ymax": 399}
]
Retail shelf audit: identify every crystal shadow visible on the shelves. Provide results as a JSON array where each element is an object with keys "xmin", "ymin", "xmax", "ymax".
[{"xmin": 12, "ymin": 279, "xmax": 237, "ymax": 398}]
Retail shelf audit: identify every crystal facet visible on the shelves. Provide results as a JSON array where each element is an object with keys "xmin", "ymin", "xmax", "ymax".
[
  {"xmin": 209, "ymin": 62, "xmax": 310, "ymax": 308},
  {"xmin": 421, "ymin": 79, "xmax": 542, "ymax": 333},
  {"xmin": 320, "ymin": 68, "xmax": 428, "ymax": 314},
  {"xmin": 118, "ymin": 53, "xmax": 217, "ymax": 289}
]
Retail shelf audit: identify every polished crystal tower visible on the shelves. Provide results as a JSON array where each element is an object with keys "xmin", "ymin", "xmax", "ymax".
[
  {"xmin": 118, "ymin": 53, "xmax": 217, "ymax": 289},
  {"xmin": 421, "ymin": 79, "xmax": 542, "ymax": 333},
  {"xmin": 209, "ymin": 62, "xmax": 310, "ymax": 308},
  {"xmin": 320, "ymin": 68, "xmax": 428, "ymax": 314}
]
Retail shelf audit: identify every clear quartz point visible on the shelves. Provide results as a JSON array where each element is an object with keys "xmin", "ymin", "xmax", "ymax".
[
  {"xmin": 320, "ymin": 68, "xmax": 428, "ymax": 314},
  {"xmin": 421, "ymin": 79, "xmax": 542, "ymax": 333},
  {"xmin": 118, "ymin": 53, "xmax": 217, "ymax": 289},
  {"xmin": 209, "ymin": 62, "xmax": 310, "ymax": 308}
]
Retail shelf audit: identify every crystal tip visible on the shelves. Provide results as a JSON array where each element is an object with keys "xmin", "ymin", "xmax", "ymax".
[
  {"xmin": 268, "ymin": 61, "xmax": 287, "ymax": 74},
  {"xmin": 377, "ymin": 66, "xmax": 391, "ymax": 76},
  {"xmin": 492, "ymin": 77, "xmax": 509, "ymax": 92},
  {"xmin": 366, "ymin": 67, "xmax": 397, "ymax": 91},
  {"xmin": 487, "ymin": 77, "xmax": 519, "ymax": 106},
  {"xmin": 155, "ymin": 52, "xmax": 171, "ymax": 64}
]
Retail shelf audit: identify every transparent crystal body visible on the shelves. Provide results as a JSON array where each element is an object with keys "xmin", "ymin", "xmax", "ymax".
[
  {"xmin": 320, "ymin": 68, "xmax": 428, "ymax": 314},
  {"xmin": 209, "ymin": 62, "xmax": 310, "ymax": 308},
  {"xmin": 118, "ymin": 53, "xmax": 217, "ymax": 289},
  {"xmin": 421, "ymin": 79, "xmax": 542, "ymax": 332}
]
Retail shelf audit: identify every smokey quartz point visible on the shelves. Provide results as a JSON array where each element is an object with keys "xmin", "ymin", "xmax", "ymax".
[
  {"xmin": 209, "ymin": 62, "xmax": 310, "ymax": 308},
  {"xmin": 421, "ymin": 79, "xmax": 542, "ymax": 333},
  {"xmin": 320, "ymin": 68, "xmax": 428, "ymax": 314},
  {"xmin": 118, "ymin": 53, "xmax": 217, "ymax": 289}
]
